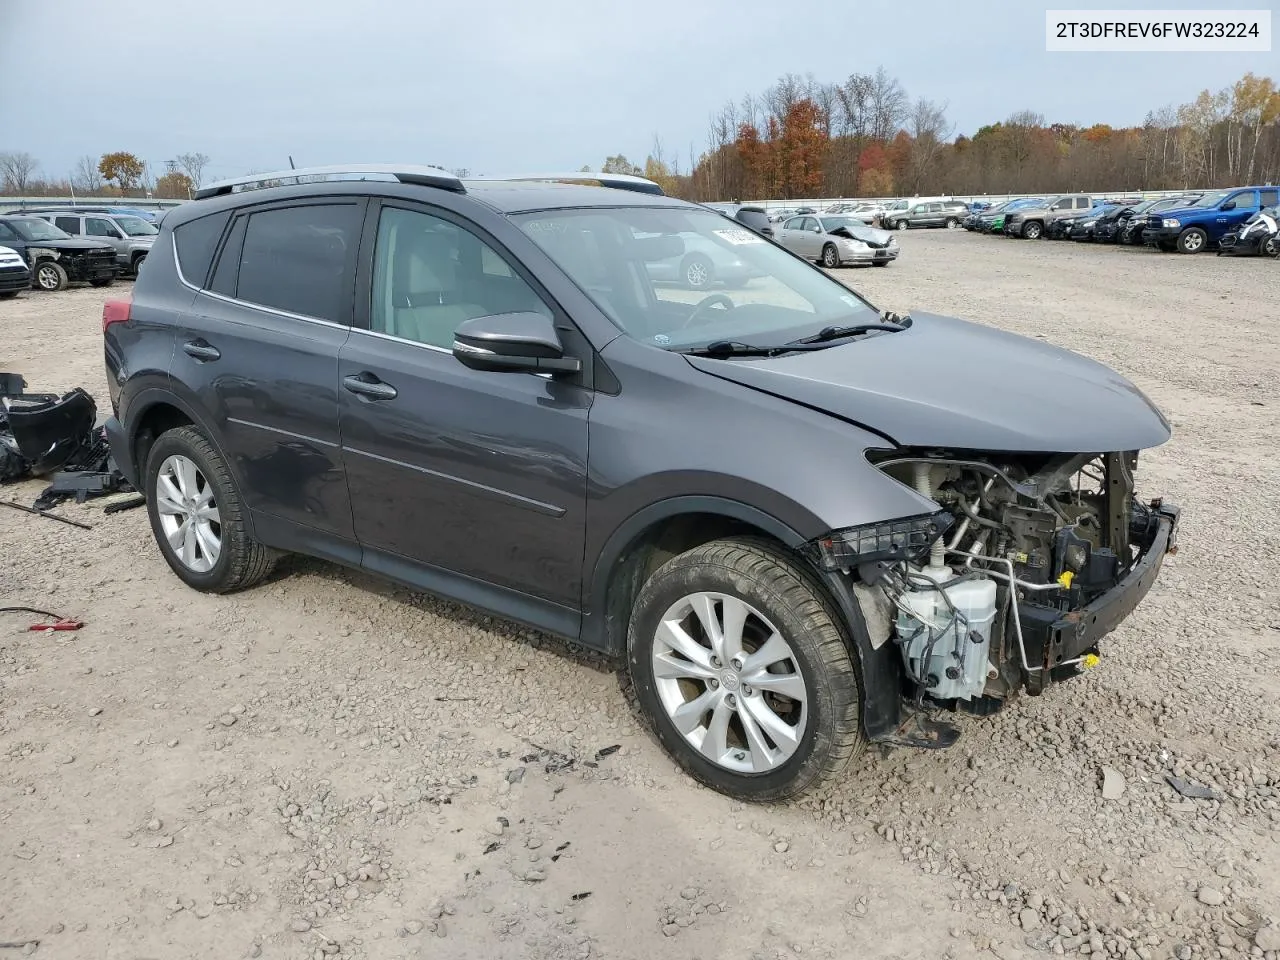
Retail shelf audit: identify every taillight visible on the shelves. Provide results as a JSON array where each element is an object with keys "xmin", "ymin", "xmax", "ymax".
[{"xmin": 102, "ymin": 296, "xmax": 132, "ymax": 333}]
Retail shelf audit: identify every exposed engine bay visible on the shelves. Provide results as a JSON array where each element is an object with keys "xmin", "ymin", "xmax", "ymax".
[{"xmin": 856, "ymin": 451, "xmax": 1178, "ymax": 709}]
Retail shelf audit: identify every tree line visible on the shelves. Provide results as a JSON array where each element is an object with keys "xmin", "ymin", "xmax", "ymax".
[
  {"xmin": 0, "ymin": 151, "xmax": 211, "ymax": 200},
  {"xmin": 590, "ymin": 69, "xmax": 1280, "ymax": 201}
]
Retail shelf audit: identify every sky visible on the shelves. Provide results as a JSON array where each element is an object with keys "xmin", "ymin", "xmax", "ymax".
[{"xmin": 1, "ymin": 0, "xmax": 1276, "ymax": 185}]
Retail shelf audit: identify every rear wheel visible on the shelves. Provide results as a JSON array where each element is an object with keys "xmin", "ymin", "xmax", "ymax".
[
  {"xmin": 34, "ymin": 261, "xmax": 67, "ymax": 292},
  {"xmin": 945, "ymin": 217, "xmax": 958, "ymax": 229},
  {"xmin": 1176, "ymin": 227, "xmax": 1207, "ymax": 254},
  {"xmin": 144, "ymin": 426, "xmax": 278, "ymax": 593},
  {"xmin": 821, "ymin": 243, "xmax": 840, "ymax": 268},
  {"xmin": 1264, "ymin": 235, "xmax": 1278, "ymax": 257},
  {"xmin": 627, "ymin": 538, "xmax": 863, "ymax": 802}
]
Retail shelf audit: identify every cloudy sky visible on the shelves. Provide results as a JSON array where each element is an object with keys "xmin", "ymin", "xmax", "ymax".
[{"xmin": 1, "ymin": 0, "xmax": 1275, "ymax": 184}]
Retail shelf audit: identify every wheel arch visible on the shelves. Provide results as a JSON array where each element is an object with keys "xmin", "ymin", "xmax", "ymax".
[{"xmin": 582, "ymin": 495, "xmax": 905, "ymax": 741}]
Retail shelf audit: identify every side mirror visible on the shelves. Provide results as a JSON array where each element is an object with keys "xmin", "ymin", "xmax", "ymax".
[
  {"xmin": 452, "ymin": 312, "xmax": 581, "ymax": 375},
  {"xmin": 1221, "ymin": 200, "xmax": 1236, "ymax": 211}
]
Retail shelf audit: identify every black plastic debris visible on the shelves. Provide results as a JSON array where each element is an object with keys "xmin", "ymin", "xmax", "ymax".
[
  {"xmin": 571, "ymin": 891, "xmax": 591, "ymax": 901},
  {"xmin": 595, "ymin": 744, "xmax": 621, "ymax": 759},
  {"xmin": 4, "ymin": 387, "xmax": 97, "ymax": 477},
  {"xmin": 1164, "ymin": 774, "xmax": 1223, "ymax": 801}
]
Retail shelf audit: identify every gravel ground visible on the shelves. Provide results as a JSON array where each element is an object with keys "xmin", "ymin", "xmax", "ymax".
[{"xmin": 1, "ymin": 232, "xmax": 1277, "ymax": 960}]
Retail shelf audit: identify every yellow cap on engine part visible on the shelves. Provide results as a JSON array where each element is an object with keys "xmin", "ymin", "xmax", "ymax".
[
  {"xmin": 1081, "ymin": 653, "xmax": 1100, "ymax": 669},
  {"xmin": 1057, "ymin": 571, "xmax": 1075, "ymax": 589}
]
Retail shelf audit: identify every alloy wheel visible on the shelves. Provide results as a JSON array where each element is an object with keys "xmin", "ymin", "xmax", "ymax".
[
  {"xmin": 651, "ymin": 592, "xmax": 808, "ymax": 774},
  {"xmin": 36, "ymin": 265, "xmax": 61, "ymax": 290},
  {"xmin": 685, "ymin": 260, "xmax": 710, "ymax": 288},
  {"xmin": 155, "ymin": 454, "xmax": 222, "ymax": 572},
  {"xmin": 1183, "ymin": 232, "xmax": 1203, "ymax": 252}
]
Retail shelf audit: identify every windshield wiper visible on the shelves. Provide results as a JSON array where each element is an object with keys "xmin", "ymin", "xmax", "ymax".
[{"xmin": 789, "ymin": 320, "xmax": 906, "ymax": 345}]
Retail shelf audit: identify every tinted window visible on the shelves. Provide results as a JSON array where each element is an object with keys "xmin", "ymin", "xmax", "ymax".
[
  {"xmin": 0, "ymin": 223, "xmax": 16, "ymax": 242},
  {"xmin": 54, "ymin": 216, "xmax": 81, "ymax": 233},
  {"xmin": 370, "ymin": 206, "xmax": 550, "ymax": 349},
  {"xmin": 209, "ymin": 215, "xmax": 246, "ymax": 296},
  {"xmin": 234, "ymin": 204, "xmax": 361, "ymax": 322},
  {"xmin": 1258, "ymin": 190, "xmax": 1278, "ymax": 207},
  {"xmin": 173, "ymin": 210, "xmax": 231, "ymax": 286},
  {"xmin": 1076, "ymin": 198, "xmax": 1090, "ymax": 208},
  {"xmin": 86, "ymin": 217, "xmax": 120, "ymax": 238},
  {"xmin": 735, "ymin": 209, "xmax": 770, "ymax": 232}
]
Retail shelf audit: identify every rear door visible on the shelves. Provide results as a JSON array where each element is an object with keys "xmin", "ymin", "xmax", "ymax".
[
  {"xmin": 337, "ymin": 200, "xmax": 591, "ymax": 627},
  {"xmin": 172, "ymin": 199, "xmax": 362, "ymax": 549}
]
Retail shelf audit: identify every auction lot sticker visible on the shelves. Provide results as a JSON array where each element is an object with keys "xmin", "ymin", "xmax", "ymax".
[{"xmin": 1046, "ymin": 9, "xmax": 1271, "ymax": 51}]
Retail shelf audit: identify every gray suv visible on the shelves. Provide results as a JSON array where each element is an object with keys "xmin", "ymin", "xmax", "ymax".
[
  {"xmin": 28, "ymin": 210, "xmax": 157, "ymax": 275},
  {"xmin": 102, "ymin": 165, "xmax": 1179, "ymax": 801},
  {"xmin": 1003, "ymin": 195, "xmax": 1094, "ymax": 239}
]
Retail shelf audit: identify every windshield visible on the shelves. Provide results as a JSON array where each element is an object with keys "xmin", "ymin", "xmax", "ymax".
[
  {"xmin": 8, "ymin": 218, "xmax": 71, "ymax": 242},
  {"xmin": 515, "ymin": 207, "xmax": 881, "ymax": 351},
  {"xmin": 819, "ymin": 216, "xmax": 871, "ymax": 232},
  {"xmin": 114, "ymin": 215, "xmax": 157, "ymax": 236},
  {"xmin": 1191, "ymin": 192, "xmax": 1229, "ymax": 208}
]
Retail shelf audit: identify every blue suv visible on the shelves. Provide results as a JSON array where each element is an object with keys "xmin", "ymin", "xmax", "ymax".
[{"xmin": 1142, "ymin": 186, "xmax": 1280, "ymax": 253}]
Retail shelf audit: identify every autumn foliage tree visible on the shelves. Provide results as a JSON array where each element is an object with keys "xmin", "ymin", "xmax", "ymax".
[
  {"xmin": 155, "ymin": 171, "xmax": 195, "ymax": 199},
  {"xmin": 99, "ymin": 152, "xmax": 145, "ymax": 194}
]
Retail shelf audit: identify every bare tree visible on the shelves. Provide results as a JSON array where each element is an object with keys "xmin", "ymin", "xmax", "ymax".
[
  {"xmin": 71, "ymin": 155, "xmax": 103, "ymax": 194},
  {"xmin": 868, "ymin": 68, "xmax": 909, "ymax": 142},
  {"xmin": 175, "ymin": 152, "xmax": 211, "ymax": 188},
  {"xmin": 907, "ymin": 98, "xmax": 954, "ymax": 191},
  {"xmin": 0, "ymin": 151, "xmax": 39, "ymax": 193},
  {"xmin": 451, "ymin": 167, "xmax": 471, "ymax": 178}
]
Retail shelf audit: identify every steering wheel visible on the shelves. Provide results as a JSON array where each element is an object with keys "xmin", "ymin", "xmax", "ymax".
[{"xmin": 682, "ymin": 293, "xmax": 736, "ymax": 329}]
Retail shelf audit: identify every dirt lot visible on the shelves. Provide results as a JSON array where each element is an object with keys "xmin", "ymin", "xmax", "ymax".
[{"xmin": 2, "ymin": 232, "xmax": 1278, "ymax": 960}]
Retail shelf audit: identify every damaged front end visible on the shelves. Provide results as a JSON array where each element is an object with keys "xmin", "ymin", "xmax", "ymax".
[{"xmin": 812, "ymin": 450, "xmax": 1179, "ymax": 719}]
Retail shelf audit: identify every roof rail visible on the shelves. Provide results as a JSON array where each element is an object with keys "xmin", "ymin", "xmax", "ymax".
[
  {"xmin": 193, "ymin": 164, "xmax": 465, "ymax": 200},
  {"xmin": 467, "ymin": 173, "xmax": 665, "ymax": 196}
]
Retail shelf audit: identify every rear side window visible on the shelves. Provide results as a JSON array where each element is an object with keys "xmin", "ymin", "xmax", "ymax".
[
  {"xmin": 1076, "ymin": 198, "xmax": 1090, "ymax": 208},
  {"xmin": 55, "ymin": 216, "xmax": 80, "ymax": 233},
  {"xmin": 1258, "ymin": 189, "xmax": 1277, "ymax": 207},
  {"xmin": 173, "ymin": 210, "xmax": 231, "ymax": 286},
  {"xmin": 234, "ymin": 204, "xmax": 361, "ymax": 323}
]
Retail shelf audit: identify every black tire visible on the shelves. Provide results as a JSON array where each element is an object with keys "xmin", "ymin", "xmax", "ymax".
[
  {"xmin": 945, "ymin": 217, "xmax": 958, "ymax": 229},
  {"xmin": 872, "ymin": 260, "xmax": 890, "ymax": 267},
  {"xmin": 89, "ymin": 278, "xmax": 114, "ymax": 288},
  {"xmin": 132, "ymin": 254, "xmax": 147, "ymax": 277},
  {"xmin": 0, "ymin": 291, "xmax": 18, "ymax": 299},
  {"xmin": 34, "ymin": 261, "xmax": 67, "ymax": 292},
  {"xmin": 821, "ymin": 243, "xmax": 839, "ymax": 268},
  {"xmin": 144, "ymin": 425, "xmax": 278, "ymax": 593},
  {"xmin": 1176, "ymin": 227, "xmax": 1207, "ymax": 254},
  {"xmin": 682, "ymin": 254, "xmax": 714, "ymax": 290},
  {"xmin": 1021, "ymin": 221, "xmax": 1043, "ymax": 240},
  {"xmin": 1264, "ymin": 235, "xmax": 1278, "ymax": 258},
  {"xmin": 627, "ymin": 537, "xmax": 863, "ymax": 802},
  {"xmin": 895, "ymin": 220, "xmax": 908, "ymax": 231}
]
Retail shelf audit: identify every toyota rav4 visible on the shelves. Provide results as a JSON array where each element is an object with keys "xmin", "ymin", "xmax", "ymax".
[{"xmin": 102, "ymin": 165, "xmax": 1179, "ymax": 802}]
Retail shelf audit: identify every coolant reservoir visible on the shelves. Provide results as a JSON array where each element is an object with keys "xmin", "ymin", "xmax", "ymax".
[{"xmin": 896, "ymin": 570, "xmax": 998, "ymax": 701}]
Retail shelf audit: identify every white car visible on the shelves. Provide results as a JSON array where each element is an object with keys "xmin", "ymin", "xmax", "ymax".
[{"xmin": 0, "ymin": 245, "xmax": 31, "ymax": 298}]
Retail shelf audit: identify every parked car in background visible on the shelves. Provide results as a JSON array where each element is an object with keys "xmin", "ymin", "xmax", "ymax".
[
  {"xmin": 26, "ymin": 210, "xmax": 157, "ymax": 276},
  {"xmin": 1059, "ymin": 204, "xmax": 1119, "ymax": 241},
  {"xmin": 1217, "ymin": 206, "xmax": 1279, "ymax": 257},
  {"xmin": 0, "ymin": 215, "xmax": 118, "ymax": 291},
  {"xmin": 104, "ymin": 164, "xmax": 1179, "ymax": 802},
  {"xmin": 768, "ymin": 208, "xmax": 796, "ymax": 223},
  {"xmin": 1142, "ymin": 186, "xmax": 1280, "ymax": 253},
  {"xmin": 731, "ymin": 205, "xmax": 775, "ymax": 239},
  {"xmin": 978, "ymin": 198, "xmax": 1045, "ymax": 234},
  {"xmin": 881, "ymin": 200, "xmax": 969, "ymax": 231},
  {"xmin": 644, "ymin": 228, "xmax": 765, "ymax": 289},
  {"xmin": 1046, "ymin": 205, "xmax": 1102, "ymax": 240},
  {"xmin": 777, "ymin": 214, "xmax": 899, "ymax": 267},
  {"xmin": 1003, "ymin": 195, "xmax": 1094, "ymax": 239},
  {"xmin": 1112, "ymin": 196, "xmax": 1199, "ymax": 245},
  {"xmin": 0, "ymin": 245, "xmax": 31, "ymax": 298}
]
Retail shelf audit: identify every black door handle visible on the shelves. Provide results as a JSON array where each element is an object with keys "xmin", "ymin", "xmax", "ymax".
[
  {"xmin": 182, "ymin": 339, "xmax": 221, "ymax": 362},
  {"xmin": 343, "ymin": 373, "xmax": 398, "ymax": 401}
]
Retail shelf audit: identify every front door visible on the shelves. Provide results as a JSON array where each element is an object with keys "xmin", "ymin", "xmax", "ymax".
[{"xmin": 337, "ymin": 202, "xmax": 591, "ymax": 632}]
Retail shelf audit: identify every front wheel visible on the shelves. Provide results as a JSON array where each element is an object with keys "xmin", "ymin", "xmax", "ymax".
[
  {"xmin": 895, "ymin": 220, "xmax": 908, "ymax": 231},
  {"xmin": 34, "ymin": 261, "xmax": 67, "ymax": 292},
  {"xmin": 1021, "ymin": 221, "xmax": 1043, "ymax": 240},
  {"xmin": 0, "ymin": 291, "xmax": 18, "ymax": 299},
  {"xmin": 627, "ymin": 538, "xmax": 863, "ymax": 802},
  {"xmin": 682, "ymin": 255, "xmax": 714, "ymax": 290},
  {"xmin": 145, "ymin": 425, "xmax": 278, "ymax": 593},
  {"xmin": 89, "ymin": 278, "xmax": 114, "ymax": 288},
  {"xmin": 1177, "ymin": 227, "xmax": 1207, "ymax": 254},
  {"xmin": 945, "ymin": 217, "xmax": 958, "ymax": 229},
  {"xmin": 821, "ymin": 243, "xmax": 840, "ymax": 268}
]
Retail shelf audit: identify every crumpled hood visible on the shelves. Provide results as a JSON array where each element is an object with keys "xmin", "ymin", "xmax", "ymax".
[
  {"xmin": 28, "ymin": 237, "xmax": 116, "ymax": 253},
  {"xmin": 830, "ymin": 224, "xmax": 894, "ymax": 246},
  {"xmin": 685, "ymin": 311, "xmax": 1172, "ymax": 453}
]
